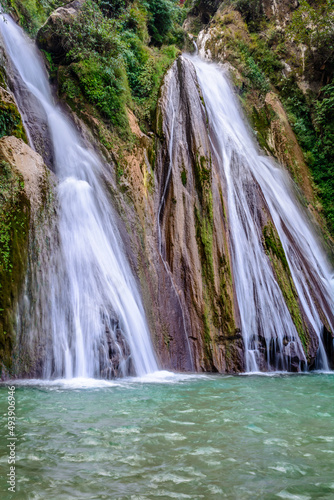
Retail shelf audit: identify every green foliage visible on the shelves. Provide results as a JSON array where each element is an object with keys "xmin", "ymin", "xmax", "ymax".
[
  {"xmin": 248, "ymin": 35, "xmax": 284, "ymax": 87},
  {"xmin": 276, "ymin": 77, "xmax": 334, "ymax": 235},
  {"xmin": 2, "ymin": 0, "xmax": 67, "ymax": 35},
  {"xmin": 72, "ymin": 57, "xmax": 130, "ymax": 128},
  {"xmin": 94, "ymin": 0, "xmax": 128, "ymax": 18},
  {"xmin": 42, "ymin": 0, "xmax": 183, "ymax": 136},
  {"xmin": 51, "ymin": 2, "xmax": 130, "ymax": 133},
  {"xmin": 232, "ymin": 0, "xmax": 264, "ymax": 30},
  {"xmin": 288, "ymin": 0, "xmax": 334, "ymax": 63},
  {"xmin": 222, "ymin": 1, "xmax": 334, "ymax": 237},
  {"xmin": 232, "ymin": 40, "xmax": 270, "ymax": 95},
  {"xmin": 131, "ymin": 45, "xmax": 179, "ymax": 122},
  {"xmin": 278, "ymin": 77, "xmax": 314, "ymax": 151},
  {"xmin": 243, "ymin": 55, "xmax": 270, "ymax": 94},
  {"xmin": 4, "ymin": 0, "xmax": 185, "ymax": 139},
  {"xmin": 312, "ymin": 83, "xmax": 334, "ymax": 232},
  {"xmin": 143, "ymin": 0, "xmax": 183, "ymax": 46},
  {"xmin": 41, "ymin": 49, "xmax": 57, "ymax": 76}
]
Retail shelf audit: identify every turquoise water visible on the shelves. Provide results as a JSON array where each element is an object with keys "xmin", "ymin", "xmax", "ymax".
[{"xmin": 1, "ymin": 373, "xmax": 334, "ymax": 499}]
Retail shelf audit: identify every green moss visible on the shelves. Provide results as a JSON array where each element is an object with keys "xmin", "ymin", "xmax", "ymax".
[
  {"xmin": 0, "ymin": 160, "xmax": 30, "ymax": 376},
  {"xmin": 251, "ymin": 104, "xmax": 279, "ymax": 154},
  {"xmin": 263, "ymin": 223, "xmax": 289, "ymax": 271},
  {"xmin": 216, "ymin": 255, "xmax": 234, "ymax": 334},
  {"xmin": 192, "ymin": 149, "xmax": 237, "ymax": 367},
  {"xmin": 195, "ymin": 205, "xmax": 214, "ymax": 280},
  {"xmin": 262, "ymin": 222, "xmax": 308, "ymax": 350},
  {"xmin": 181, "ymin": 165, "xmax": 187, "ymax": 186},
  {"xmin": 0, "ymin": 88, "xmax": 28, "ymax": 143},
  {"xmin": 202, "ymin": 304, "xmax": 214, "ymax": 368},
  {"xmin": 147, "ymin": 141, "xmax": 156, "ymax": 169},
  {"xmin": 194, "ymin": 150, "xmax": 214, "ymax": 286}
]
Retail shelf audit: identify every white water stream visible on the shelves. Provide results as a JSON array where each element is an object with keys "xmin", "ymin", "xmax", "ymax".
[
  {"xmin": 1, "ymin": 9, "xmax": 333, "ymax": 375},
  {"xmin": 0, "ymin": 14, "xmax": 158, "ymax": 378},
  {"xmin": 191, "ymin": 56, "xmax": 334, "ymax": 371}
]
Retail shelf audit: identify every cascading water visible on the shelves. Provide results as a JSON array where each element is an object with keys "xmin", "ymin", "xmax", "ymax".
[
  {"xmin": 189, "ymin": 55, "xmax": 334, "ymax": 372},
  {"xmin": 0, "ymin": 13, "xmax": 158, "ymax": 378}
]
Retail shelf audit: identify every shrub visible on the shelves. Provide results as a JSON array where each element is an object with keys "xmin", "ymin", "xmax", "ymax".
[
  {"xmin": 232, "ymin": 0, "xmax": 264, "ymax": 30},
  {"xmin": 94, "ymin": 0, "xmax": 128, "ymax": 18},
  {"xmin": 288, "ymin": 0, "xmax": 334, "ymax": 65},
  {"xmin": 312, "ymin": 82, "xmax": 334, "ymax": 232},
  {"xmin": 143, "ymin": 0, "xmax": 182, "ymax": 46},
  {"xmin": 2, "ymin": 0, "xmax": 67, "ymax": 34}
]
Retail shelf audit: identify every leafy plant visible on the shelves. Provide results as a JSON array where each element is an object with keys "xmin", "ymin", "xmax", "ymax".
[
  {"xmin": 143, "ymin": 0, "xmax": 182, "ymax": 46},
  {"xmin": 288, "ymin": 0, "xmax": 334, "ymax": 65}
]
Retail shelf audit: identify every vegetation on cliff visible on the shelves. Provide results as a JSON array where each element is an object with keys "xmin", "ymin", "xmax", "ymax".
[
  {"xmin": 194, "ymin": 0, "xmax": 334, "ymax": 238},
  {"xmin": 31, "ymin": 0, "xmax": 185, "ymax": 145},
  {"xmin": 1, "ymin": 0, "xmax": 332, "ymax": 374},
  {"xmin": 237, "ymin": 0, "xmax": 334, "ymax": 236},
  {"xmin": 1, "ymin": 0, "xmax": 68, "ymax": 34}
]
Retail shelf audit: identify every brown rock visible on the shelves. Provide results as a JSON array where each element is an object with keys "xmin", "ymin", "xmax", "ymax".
[{"xmin": 0, "ymin": 136, "xmax": 51, "ymax": 212}]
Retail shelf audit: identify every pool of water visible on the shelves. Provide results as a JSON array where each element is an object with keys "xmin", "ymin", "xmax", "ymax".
[{"xmin": 1, "ymin": 372, "xmax": 334, "ymax": 499}]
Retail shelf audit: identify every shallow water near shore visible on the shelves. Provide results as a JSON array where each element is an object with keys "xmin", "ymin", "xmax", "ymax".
[{"xmin": 1, "ymin": 373, "xmax": 334, "ymax": 499}]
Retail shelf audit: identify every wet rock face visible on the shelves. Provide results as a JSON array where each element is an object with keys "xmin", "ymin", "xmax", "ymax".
[
  {"xmin": 0, "ymin": 136, "xmax": 55, "ymax": 378},
  {"xmin": 156, "ymin": 56, "xmax": 245, "ymax": 373},
  {"xmin": 100, "ymin": 323, "xmax": 134, "ymax": 378},
  {"xmin": 0, "ymin": 51, "xmax": 55, "ymax": 170},
  {"xmin": 155, "ymin": 50, "xmax": 334, "ymax": 372},
  {"xmin": 321, "ymin": 327, "xmax": 334, "ymax": 370}
]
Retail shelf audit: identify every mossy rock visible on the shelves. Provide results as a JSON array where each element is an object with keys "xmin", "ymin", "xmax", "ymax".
[
  {"xmin": 0, "ymin": 160, "xmax": 30, "ymax": 376},
  {"xmin": 0, "ymin": 86, "xmax": 27, "ymax": 143},
  {"xmin": 262, "ymin": 221, "xmax": 309, "ymax": 352}
]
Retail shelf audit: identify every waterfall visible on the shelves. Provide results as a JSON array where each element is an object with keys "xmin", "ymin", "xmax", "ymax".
[
  {"xmin": 0, "ymin": 14, "xmax": 158, "ymax": 378},
  {"xmin": 190, "ymin": 56, "xmax": 334, "ymax": 372}
]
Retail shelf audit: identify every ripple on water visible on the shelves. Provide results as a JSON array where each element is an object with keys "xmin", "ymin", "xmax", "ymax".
[
  {"xmin": 0, "ymin": 374, "xmax": 333, "ymax": 499},
  {"xmin": 269, "ymin": 463, "xmax": 307, "ymax": 477},
  {"xmin": 190, "ymin": 447, "xmax": 221, "ymax": 456},
  {"xmin": 151, "ymin": 473, "xmax": 193, "ymax": 485},
  {"xmin": 276, "ymin": 492, "xmax": 311, "ymax": 500}
]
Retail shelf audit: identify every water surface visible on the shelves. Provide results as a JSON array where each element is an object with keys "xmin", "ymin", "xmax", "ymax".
[{"xmin": 1, "ymin": 373, "xmax": 334, "ymax": 499}]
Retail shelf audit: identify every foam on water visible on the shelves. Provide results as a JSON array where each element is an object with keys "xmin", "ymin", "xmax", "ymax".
[{"xmin": 1, "ymin": 371, "xmax": 212, "ymax": 389}]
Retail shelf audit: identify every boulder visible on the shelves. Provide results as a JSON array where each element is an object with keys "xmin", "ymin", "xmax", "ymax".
[
  {"xmin": 37, "ymin": 0, "xmax": 86, "ymax": 60},
  {"xmin": 0, "ymin": 136, "xmax": 50, "ymax": 212}
]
